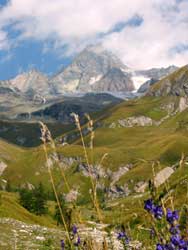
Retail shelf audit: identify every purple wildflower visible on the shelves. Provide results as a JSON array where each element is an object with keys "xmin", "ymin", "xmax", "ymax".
[
  {"xmin": 117, "ymin": 231, "xmax": 130, "ymax": 247},
  {"xmin": 166, "ymin": 209, "xmax": 179, "ymax": 225},
  {"xmin": 125, "ymin": 237, "xmax": 130, "ymax": 245},
  {"xmin": 156, "ymin": 243, "xmax": 165, "ymax": 250},
  {"xmin": 61, "ymin": 239, "xmax": 65, "ymax": 250},
  {"xmin": 72, "ymin": 225, "xmax": 78, "ymax": 235},
  {"xmin": 178, "ymin": 239, "xmax": 187, "ymax": 248},
  {"xmin": 165, "ymin": 243, "xmax": 176, "ymax": 250},
  {"xmin": 169, "ymin": 225, "xmax": 180, "ymax": 235},
  {"xmin": 171, "ymin": 234, "xmax": 182, "ymax": 246},
  {"xmin": 153, "ymin": 205, "xmax": 163, "ymax": 219},
  {"xmin": 74, "ymin": 236, "xmax": 81, "ymax": 246},
  {"xmin": 144, "ymin": 199, "xmax": 155, "ymax": 212},
  {"xmin": 117, "ymin": 232, "xmax": 126, "ymax": 240}
]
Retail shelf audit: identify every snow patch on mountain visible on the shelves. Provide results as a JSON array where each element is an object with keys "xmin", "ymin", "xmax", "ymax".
[
  {"xmin": 89, "ymin": 75, "xmax": 102, "ymax": 85},
  {"xmin": 120, "ymin": 68, "xmax": 133, "ymax": 74}
]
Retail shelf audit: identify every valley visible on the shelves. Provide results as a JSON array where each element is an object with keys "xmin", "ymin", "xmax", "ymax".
[{"xmin": 0, "ymin": 46, "xmax": 187, "ymax": 249}]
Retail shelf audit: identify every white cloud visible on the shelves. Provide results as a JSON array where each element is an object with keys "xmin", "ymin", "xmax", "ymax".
[
  {"xmin": 0, "ymin": 30, "xmax": 9, "ymax": 50},
  {"xmin": 0, "ymin": 0, "xmax": 187, "ymax": 68},
  {"xmin": 102, "ymin": 0, "xmax": 188, "ymax": 69}
]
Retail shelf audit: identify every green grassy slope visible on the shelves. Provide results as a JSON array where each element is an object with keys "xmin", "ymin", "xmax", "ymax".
[
  {"xmin": 0, "ymin": 191, "xmax": 56, "ymax": 227},
  {"xmin": 1, "ymin": 93, "xmax": 188, "ymax": 228},
  {"xmin": 0, "ymin": 120, "xmax": 73, "ymax": 147},
  {"xmin": 1, "ymin": 95, "xmax": 188, "ymax": 191},
  {"xmin": 148, "ymin": 64, "xmax": 188, "ymax": 96}
]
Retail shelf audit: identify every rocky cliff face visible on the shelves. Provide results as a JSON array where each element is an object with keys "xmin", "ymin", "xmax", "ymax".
[
  {"xmin": 0, "ymin": 80, "xmax": 22, "ymax": 95},
  {"xmin": 136, "ymin": 66, "xmax": 178, "ymax": 94},
  {"xmin": 10, "ymin": 69, "xmax": 51, "ymax": 97},
  {"xmin": 91, "ymin": 67, "xmax": 134, "ymax": 92},
  {"xmin": 137, "ymin": 78, "xmax": 158, "ymax": 93},
  {"xmin": 136, "ymin": 65, "xmax": 178, "ymax": 80},
  {"xmin": 50, "ymin": 45, "xmax": 134, "ymax": 93},
  {"xmin": 147, "ymin": 65, "xmax": 188, "ymax": 97}
]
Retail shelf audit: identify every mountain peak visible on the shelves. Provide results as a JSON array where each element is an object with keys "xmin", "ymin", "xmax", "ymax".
[
  {"xmin": 10, "ymin": 69, "xmax": 50, "ymax": 96},
  {"xmin": 84, "ymin": 44, "xmax": 106, "ymax": 53},
  {"xmin": 50, "ymin": 44, "xmax": 131, "ymax": 93}
]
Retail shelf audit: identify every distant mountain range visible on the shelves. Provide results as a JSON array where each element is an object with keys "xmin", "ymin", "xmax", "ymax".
[
  {"xmin": 18, "ymin": 93, "xmax": 122, "ymax": 124},
  {"xmin": 0, "ymin": 45, "xmax": 179, "ymax": 98},
  {"xmin": 0, "ymin": 42, "xmax": 186, "ymax": 147}
]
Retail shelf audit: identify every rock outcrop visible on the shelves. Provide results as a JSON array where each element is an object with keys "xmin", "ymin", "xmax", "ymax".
[
  {"xmin": 109, "ymin": 116, "xmax": 153, "ymax": 128},
  {"xmin": 154, "ymin": 167, "xmax": 174, "ymax": 187},
  {"xmin": 178, "ymin": 97, "xmax": 188, "ymax": 112},
  {"xmin": 0, "ymin": 161, "xmax": 7, "ymax": 176}
]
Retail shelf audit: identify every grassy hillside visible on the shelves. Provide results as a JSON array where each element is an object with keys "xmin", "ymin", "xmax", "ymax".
[
  {"xmin": 1, "ymin": 95, "xmax": 188, "ymax": 187},
  {"xmin": 0, "ymin": 191, "xmax": 56, "ymax": 227},
  {"xmin": 1, "ymin": 93, "xmax": 188, "ymax": 232},
  {"xmin": 0, "ymin": 120, "xmax": 73, "ymax": 147},
  {"xmin": 148, "ymin": 64, "xmax": 188, "ymax": 96}
]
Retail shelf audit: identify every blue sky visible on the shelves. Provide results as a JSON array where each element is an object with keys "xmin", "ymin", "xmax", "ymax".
[
  {"xmin": 0, "ymin": 0, "xmax": 8, "ymax": 6},
  {"xmin": 0, "ymin": 0, "xmax": 187, "ymax": 79},
  {"xmin": 0, "ymin": 15, "xmax": 141, "ymax": 80},
  {"xmin": 0, "ymin": 39, "xmax": 72, "ymax": 79},
  {"xmin": 0, "ymin": 3, "xmax": 143, "ymax": 80}
]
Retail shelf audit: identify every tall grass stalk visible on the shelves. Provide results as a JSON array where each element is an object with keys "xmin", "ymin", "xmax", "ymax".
[
  {"xmin": 72, "ymin": 113, "xmax": 102, "ymax": 222},
  {"xmin": 40, "ymin": 121, "xmax": 83, "ymax": 222},
  {"xmin": 40, "ymin": 122, "xmax": 72, "ymax": 247}
]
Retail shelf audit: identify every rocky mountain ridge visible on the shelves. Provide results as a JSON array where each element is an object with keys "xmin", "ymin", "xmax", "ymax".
[
  {"xmin": 147, "ymin": 65, "xmax": 188, "ymax": 97},
  {"xmin": 0, "ymin": 45, "xmax": 179, "ymax": 98},
  {"xmin": 11, "ymin": 69, "xmax": 51, "ymax": 97}
]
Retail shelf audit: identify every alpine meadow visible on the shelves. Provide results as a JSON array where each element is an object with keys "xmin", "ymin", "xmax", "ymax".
[{"xmin": 0, "ymin": 1, "xmax": 188, "ymax": 249}]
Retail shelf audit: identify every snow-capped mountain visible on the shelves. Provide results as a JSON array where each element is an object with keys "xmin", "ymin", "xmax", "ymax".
[
  {"xmin": 0, "ymin": 45, "xmax": 179, "ymax": 97},
  {"xmin": 50, "ymin": 45, "xmax": 134, "ymax": 93}
]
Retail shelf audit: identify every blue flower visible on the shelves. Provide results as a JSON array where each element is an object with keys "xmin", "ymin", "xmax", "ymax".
[
  {"xmin": 166, "ymin": 209, "xmax": 179, "ymax": 225},
  {"xmin": 117, "ymin": 231, "xmax": 130, "ymax": 247},
  {"xmin": 72, "ymin": 225, "xmax": 78, "ymax": 235},
  {"xmin": 117, "ymin": 232, "xmax": 126, "ymax": 240},
  {"xmin": 170, "ymin": 234, "xmax": 182, "ymax": 246},
  {"xmin": 178, "ymin": 239, "xmax": 187, "ymax": 248},
  {"xmin": 153, "ymin": 205, "xmax": 163, "ymax": 219},
  {"xmin": 169, "ymin": 225, "xmax": 180, "ymax": 235},
  {"xmin": 144, "ymin": 199, "xmax": 155, "ymax": 212},
  {"xmin": 125, "ymin": 237, "xmax": 130, "ymax": 245},
  {"xmin": 74, "ymin": 236, "xmax": 81, "ymax": 246},
  {"xmin": 156, "ymin": 243, "xmax": 165, "ymax": 250},
  {"xmin": 61, "ymin": 239, "xmax": 65, "ymax": 250},
  {"xmin": 165, "ymin": 243, "xmax": 176, "ymax": 250}
]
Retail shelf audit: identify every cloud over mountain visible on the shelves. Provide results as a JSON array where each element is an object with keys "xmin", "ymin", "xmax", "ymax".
[{"xmin": 0, "ymin": 0, "xmax": 187, "ymax": 69}]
